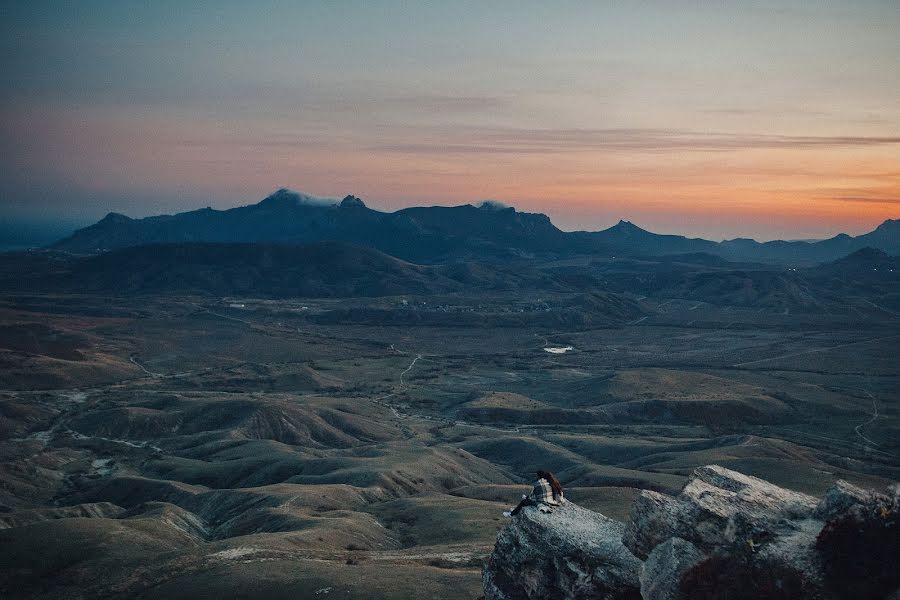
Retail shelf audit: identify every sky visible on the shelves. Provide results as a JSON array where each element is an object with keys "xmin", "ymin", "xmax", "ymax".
[{"xmin": 1, "ymin": 0, "xmax": 899, "ymax": 241}]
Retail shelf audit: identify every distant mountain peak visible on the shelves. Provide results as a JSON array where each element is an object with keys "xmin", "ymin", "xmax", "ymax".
[
  {"xmin": 99, "ymin": 212, "xmax": 132, "ymax": 224},
  {"xmin": 257, "ymin": 188, "xmax": 300, "ymax": 207},
  {"xmin": 269, "ymin": 187, "xmax": 297, "ymax": 198},
  {"xmin": 477, "ymin": 200, "xmax": 512, "ymax": 212},
  {"xmin": 340, "ymin": 195, "xmax": 366, "ymax": 208},
  {"xmin": 257, "ymin": 188, "xmax": 328, "ymax": 209},
  {"xmin": 47, "ymin": 189, "xmax": 899, "ymax": 262},
  {"xmin": 609, "ymin": 219, "xmax": 649, "ymax": 236},
  {"xmin": 616, "ymin": 219, "xmax": 643, "ymax": 229},
  {"xmin": 818, "ymin": 246, "xmax": 898, "ymax": 274}
]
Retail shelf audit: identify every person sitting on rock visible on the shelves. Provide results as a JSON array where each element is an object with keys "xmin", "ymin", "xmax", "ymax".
[{"xmin": 506, "ymin": 470, "xmax": 565, "ymax": 516}]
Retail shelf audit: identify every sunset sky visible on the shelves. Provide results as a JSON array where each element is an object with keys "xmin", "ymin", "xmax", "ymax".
[{"xmin": 2, "ymin": 1, "xmax": 899, "ymax": 240}]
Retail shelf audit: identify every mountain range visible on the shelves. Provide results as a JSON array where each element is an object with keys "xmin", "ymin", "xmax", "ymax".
[{"xmin": 50, "ymin": 189, "xmax": 899, "ymax": 264}]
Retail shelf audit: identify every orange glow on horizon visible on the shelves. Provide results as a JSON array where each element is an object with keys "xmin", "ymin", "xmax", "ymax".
[{"xmin": 5, "ymin": 106, "xmax": 899, "ymax": 241}]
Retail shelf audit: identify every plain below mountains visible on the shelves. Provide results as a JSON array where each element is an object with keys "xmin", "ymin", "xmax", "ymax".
[{"xmin": 50, "ymin": 189, "xmax": 900, "ymax": 264}]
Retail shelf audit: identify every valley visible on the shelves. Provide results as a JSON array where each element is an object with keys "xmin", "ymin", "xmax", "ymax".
[
  {"xmin": 1, "ymin": 193, "xmax": 898, "ymax": 598},
  {"xmin": 1, "ymin": 282, "xmax": 897, "ymax": 598},
  {"xmin": 6, "ymin": 1, "xmax": 900, "ymax": 595}
]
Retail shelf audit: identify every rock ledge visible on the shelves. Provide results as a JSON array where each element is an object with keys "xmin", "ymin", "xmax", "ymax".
[{"xmin": 483, "ymin": 466, "xmax": 899, "ymax": 600}]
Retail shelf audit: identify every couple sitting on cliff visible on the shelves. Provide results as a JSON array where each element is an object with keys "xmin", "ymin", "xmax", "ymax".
[{"xmin": 504, "ymin": 470, "xmax": 565, "ymax": 517}]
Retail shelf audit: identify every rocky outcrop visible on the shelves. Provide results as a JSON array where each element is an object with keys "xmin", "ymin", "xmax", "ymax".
[
  {"xmin": 639, "ymin": 538, "xmax": 703, "ymax": 600},
  {"xmin": 623, "ymin": 465, "xmax": 818, "ymax": 559},
  {"xmin": 483, "ymin": 501, "xmax": 642, "ymax": 600},
  {"xmin": 483, "ymin": 465, "xmax": 899, "ymax": 600}
]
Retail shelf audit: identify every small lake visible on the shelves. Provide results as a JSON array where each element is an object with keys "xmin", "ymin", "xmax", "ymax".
[{"xmin": 543, "ymin": 346, "xmax": 574, "ymax": 354}]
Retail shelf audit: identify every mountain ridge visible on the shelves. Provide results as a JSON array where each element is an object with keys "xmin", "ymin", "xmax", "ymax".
[{"xmin": 50, "ymin": 189, "xmax": 899, "ymax": 264}]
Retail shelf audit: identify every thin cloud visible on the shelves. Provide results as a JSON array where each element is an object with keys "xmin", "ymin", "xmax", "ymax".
[
  {"xmin": 171, "ymin": 126, "xmax": 900, "ymax": 156},
  {"xmin": 702, "ymin": 107, "xmax": 832, "ymax": 117},
  {"xmin": 831, "ymin": 196, "xmax": 900, "ymax": 205},
  {"xmin": 368, "ymin": 127, "xmax": 900, "ymax": 155},
  {"xmin": 476, "ymin": 199, "xmax": 509, "ymax": 210}
]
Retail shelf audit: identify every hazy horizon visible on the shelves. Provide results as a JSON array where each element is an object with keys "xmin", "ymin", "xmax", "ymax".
[
  {"xmin": 2, "ymin": 1, "xmax": 899, "ymax": 241},
  {"xmin": 2, "ymin": 6, "xmax": 899, "ymax": 597},
  {"xmin": 2, "ymin": 187, "xmax": 897, "ymax": 252}
]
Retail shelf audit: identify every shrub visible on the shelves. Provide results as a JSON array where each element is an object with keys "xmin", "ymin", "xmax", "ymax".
[{"xmin": 815, "ymin": 501, "xmax": 899, "ymax": 600}]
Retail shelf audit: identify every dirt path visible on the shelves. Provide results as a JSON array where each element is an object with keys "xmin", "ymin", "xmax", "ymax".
[
  {"xmin": 398, "ymin": 355, "xmax": 422, "ymax": 386},
  {"xmin": 370, "ymin": 348, "xmax": 522, "ymax": 434},
  {"xmin": 129, "ymin": 355, "xmax": 160, "ymax": 377},
  {"xmin": 854, "ymin": 391, "xmax": 882, "ymax": 448},
  {"xmin": 372, "ymin": 352, "xmax": 422, "ymax": 404}
]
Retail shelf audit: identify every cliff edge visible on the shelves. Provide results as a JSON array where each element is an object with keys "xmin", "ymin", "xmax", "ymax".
[{"xmin": 483, "ymin": 465, "xmax": 899, "ymax": 600}]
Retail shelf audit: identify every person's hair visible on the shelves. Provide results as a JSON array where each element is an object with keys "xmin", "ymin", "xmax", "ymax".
[{"xmin": 536, "ymin": 470, "xmax": 563, "ymax": 499}]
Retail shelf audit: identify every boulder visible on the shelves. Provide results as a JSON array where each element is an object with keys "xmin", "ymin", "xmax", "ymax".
[
  {"xmin": 623, "ymin": 465, "xmax": 817, "ymax": 558},
  {"xmin": 483, "ymin": 501, "xmax": 642, "ymax": 600},
  {"xmin": 814, "ymin": 478, "xmax": 889, "ymax": 521}
]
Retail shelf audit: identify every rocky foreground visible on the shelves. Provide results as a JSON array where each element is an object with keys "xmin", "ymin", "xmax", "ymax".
[{"xmin": 483, "ymin": 466, "xmax": 899, "ymax": 600}]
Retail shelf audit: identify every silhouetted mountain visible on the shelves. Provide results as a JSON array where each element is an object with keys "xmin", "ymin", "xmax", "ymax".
[
  {"xmin": 824, "ymin": 246, "xmax": 893, "ymax": 268},
  {"xmin": 52, "ymin": 189, "xmax": 591, "ymax": 263},
  {"xmin": 718, "ymin": 219, "xmax": 900, "ymax": 264},
  {"xmin": 50, "ymin": 189, "xmax": 898, "ymax": 264},
  {"xmin": 855, "ymin": 219, "xmax": 900, "ymax": 254},
  {"xmin": 582, "ymin": 218, "xmax": 900, "ymax": 264},
  {"xmin": 587, "ymin": 220, "xmax": 719, "ymax": 256}
]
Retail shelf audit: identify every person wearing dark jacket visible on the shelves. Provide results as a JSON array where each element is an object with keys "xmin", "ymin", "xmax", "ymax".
[{"xmin": 507, "ymin": 470, "xmax": 565, "ymax": 516}]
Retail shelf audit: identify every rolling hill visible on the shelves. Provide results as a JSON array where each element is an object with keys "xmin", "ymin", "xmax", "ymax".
[{"xmin": 0, "ymin": 242, "xmax": 642, "ymax": 324}]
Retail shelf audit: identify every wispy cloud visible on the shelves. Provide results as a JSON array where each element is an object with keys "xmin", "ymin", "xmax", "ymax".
[
  {"xmin": 702, "ymin": 107, "xmax": 832, "ymax": 117},
  {"xmin": 169, "ymin": 126, "xmax": 900, "ymax": 156},
  {"xmin": 369, "ymin": 127, "xmax": 900, "ymax": 155},
  {"xmin": 831, "ymin": 196, "xmax": 900, "ymax": 205}
]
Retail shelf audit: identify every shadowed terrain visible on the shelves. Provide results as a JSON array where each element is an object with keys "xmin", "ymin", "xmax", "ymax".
[
  {"xmin": 50, "ymin": 190, "xmax": 900, "ymax": 264},
  {"xmin": 0, "ymin": 198, "xmax": 898, "ymax": 598}
]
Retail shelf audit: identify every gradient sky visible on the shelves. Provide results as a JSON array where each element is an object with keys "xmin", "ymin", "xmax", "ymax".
[{"xmin": 2, "ymin": 1, "xmax": 899, "ymax": 241}]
